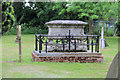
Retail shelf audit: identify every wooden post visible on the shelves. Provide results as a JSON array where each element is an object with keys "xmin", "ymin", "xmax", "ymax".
[{"xmin": 17, "ymin": 25, "xmax": 21, "ymax": 62}]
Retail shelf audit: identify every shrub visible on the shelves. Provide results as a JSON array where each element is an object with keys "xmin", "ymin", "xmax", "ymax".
[
  {"xmin": 105, "ymin": 29, "xmax": 114, "ymax": 36},
  {"xmin": 115, "ymin": 20, "xmax": 120, "ymax": 36},
  {"xmin": 94, "ymin": 26, "xmax": 115, "ymax": 36},
  {"xmin": 4, "ymin": 25, "xmax": 48, "ymax": 35},
  {"xmin": 4, "ymin": 27, "xmax": 17, "ymax": 35}
]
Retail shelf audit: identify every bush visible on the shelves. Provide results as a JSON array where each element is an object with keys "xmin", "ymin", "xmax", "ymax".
[
  {"xmin": 4, "ymin": 25, "xmax": 48, "ymax": 35},
  {"xmin": 94, "ymin": 25, "xmax": 102, "ymax": 35},
  {"xmin": 94, "ymin": 26, "xmax": 115, "ymax": 36},
  {"xmin": 115, "ymin": 20, "xmax": 120, "ymax": 36},
  {"xmin": 4, "ymin": 27, "xmax": 17, "ymax": 35},
  {"xmin": 104, "ymin": 29, "xmax": 114, "ymax": 36}
]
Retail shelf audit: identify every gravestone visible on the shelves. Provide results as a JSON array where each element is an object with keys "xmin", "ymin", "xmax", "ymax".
[
  {"xmin": 45, "ymin": 20, "xmax": 88, "ymax": 52},
  {"xmin": 106, "ymin": 52, "xmax": 119, "ymax": 79},
  {"xmin": 100, "ymin": 27, "xmax": 105, "ymax": 49}
]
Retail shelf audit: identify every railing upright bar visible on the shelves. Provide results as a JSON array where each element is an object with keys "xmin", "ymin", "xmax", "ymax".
[
  {"xmin": 97, "ymin": 30, "xmax": 99, "ymax": 53},
  {"xmin": 87, "ymin": 36, "xmax": 89, "ymax": 50},
  {"xmin": 74, "ymin": 40, "xmax": 76, "ymax": 53},
  {"xmin": 91, "ymin": 40, "xmax": 93, "ymax": 52},
  {"xmin": 35, "ymin": 32, "xmax": 38, "ymax": 51},
  {"xmin": 95, "ymin": 37, "xmax": 97, "ymax": 52},
  {"xmin": 45, "ymin": 39, "xmax": 47, "ymax": 53},
  {"xmin": 68, "ymin": 30, "xmax": 71, "ymax": 53},
  {"xmin": 62, "ymin": 40, "xmax": 65, "ymax": 52},
  {"xmin": 87, "ymin": 30, "xmax": 89, "ymax": 50},
  {"xmin": 39, "ymin": 30, "xmax": 42, "ymax": 53}
]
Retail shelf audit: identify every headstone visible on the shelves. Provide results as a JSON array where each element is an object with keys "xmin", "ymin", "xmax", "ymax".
[
  {"xmin": 100, "ymin": 27, "xmax": 105, "ymax": 49},
  {"xmin": 106, "ymin": 53, "xmax": 119, "ymax": 78}
]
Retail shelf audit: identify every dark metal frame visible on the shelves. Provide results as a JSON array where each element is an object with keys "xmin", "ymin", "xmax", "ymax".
[{"xmin": 35, "ymin": 30, "xmax": 100, "ymax": 53}]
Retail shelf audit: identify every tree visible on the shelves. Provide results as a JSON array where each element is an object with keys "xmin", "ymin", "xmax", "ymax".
[
  {"xmin": 13, "ymin": 2, "xmax": 58, "ymax": 30},
  {"xmin": 53, "ymin": 2, "xmax": 99, "ymax": 35},
  {"xmin": 53, "ymin": 2, "xmax": 118, "ymax": 35},
  {"xmin": 2, "ymin": 2, "xmax": 16, "ymax": 34},
  {"xmin": 115, "ymin": 2, "xmax": 120, "ymax": 36},
  {"xmin": 98, "ymin": 2, "xmax": 118, "ymax": 33},
  {"xmin": 36, "ymin": 2, "xmax": 56, "ymax": 29},
  {"xmin": 13, "ymin": 2, "xmax": 38, "ymax": 28},
  {"xmin": 13, "ymin": 2, "xmax": 24, "ymax": 23},
  {"xmin": 3, "ymin": 2, "xmax": 117, "ymax": 35}
]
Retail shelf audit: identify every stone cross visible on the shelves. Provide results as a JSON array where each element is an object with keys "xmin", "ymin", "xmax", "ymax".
[{"xmin": 100, "ymin": 27, "xmax": 105, "ymax": 49}]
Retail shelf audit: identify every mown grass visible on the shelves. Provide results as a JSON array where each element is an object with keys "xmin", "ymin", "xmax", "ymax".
[{"xmin": 1, "ymin": 34, "xmax": 118, "ymax": 78}]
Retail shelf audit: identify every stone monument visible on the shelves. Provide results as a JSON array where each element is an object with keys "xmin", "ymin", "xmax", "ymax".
[
  {"xmin": 45, "ymin": 20, "xmax": 88, "ymax": 52},
  {"xmin": 100, "ymin": 27, "xmax": 105, "ymax": 49},
  {"xmin": 32, "ymin": 20, "xmax": 103, "ymax": 63}
]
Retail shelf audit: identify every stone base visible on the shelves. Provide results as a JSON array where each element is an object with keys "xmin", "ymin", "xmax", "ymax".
[
  {"xmin": 100, "ymin": 38, "xmax": 105, "ymax": 49},
  {"xmin": 32, "ymin": 50, "xmax": 103, "ymax": 63}
]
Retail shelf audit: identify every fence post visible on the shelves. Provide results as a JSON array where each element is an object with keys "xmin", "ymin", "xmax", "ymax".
[
  {"xmin": 91, "ymin": 40, "xmax": 93, "ymax": 52},
  {"xmin": 68, "ymin": 30, "xmax": 71, "ymax": 53},
  {"xmin": 74, "ymin": 40, "xmax": 76, "ymax": 53},
  {"xmin": 97, "ymin": 30, "xmax": 99, "ymax": 52},
  {"xmin": 45, "ymin": 39, "xmax": 47, "ymax": 53},
  {"xmin": 95, "ymin": 37, "xmax": 97, "ymax": 52},
  {"xmin": 35, "ymin": 32, "xmax": 38, "ymax": 51},
  {"xmin": 87, "ymin": 30, "xmax": 89, "ymax": 50},
  {"xmin": 39, "ymin": 30, "xmax": 42, "ymax": 53},
  {"xmin": 62, "ymin": 40, "xmax": 65, "ymax": 52}
]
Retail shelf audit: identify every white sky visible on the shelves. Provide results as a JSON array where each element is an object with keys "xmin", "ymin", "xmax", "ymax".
[{"xmin": 25, "ymin": 0, "xmax": 30, "ymax": 6}]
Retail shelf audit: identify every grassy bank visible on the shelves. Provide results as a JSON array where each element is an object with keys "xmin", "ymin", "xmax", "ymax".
[{"xmin": 2, "ymin": 34, "xmax": 118, "ymax": 78}]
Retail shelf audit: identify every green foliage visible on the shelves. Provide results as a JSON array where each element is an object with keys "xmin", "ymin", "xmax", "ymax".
[
  {"xmin": 55, "ymin": 2, "xmax": 99, "ymax": 20},
  {"xmin": 4, "ymin": 24, "xmax": 48, "ymax": 35},
  {"xmin": 115, "ymin": 3, "xmax": 120, "ymax": 36},
  {"xmin": 13, "ymin": 2, "xmax": 59, "ymax": 31},
  {"xmin": 2, "ymin": 2, "xmax": 118, "ymax": 36},
  {"xmin": 99, "ymin": 2, "xmax": 118, "ymax": 22},
  {"xmin": 2, "ymin": 2, "xmax": 16, "ymax": 34},
  {"xmin": 115, "ymin": 20, "xmax": 120, "ymax": 36},
  {"xmin": 53, "ymin": 2, "xmax": 118, "ymax": 35},
  {"xmin": 105, "ymin": 29, "xmax": 114, "ymax": 36},
  {"xmin": 36, "ymin": 2, "xmax": 58, "ymax": 29},
  {"xmin": 94, "ymin": 25, "xmax": 115, "ymax": 36}
]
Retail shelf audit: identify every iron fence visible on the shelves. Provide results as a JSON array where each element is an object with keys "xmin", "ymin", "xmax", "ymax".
[{"xmin": 35, "ymin": 30, "xmax": 100, "ymax": 53}]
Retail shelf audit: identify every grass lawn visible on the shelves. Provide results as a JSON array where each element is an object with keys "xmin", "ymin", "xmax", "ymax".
[{"xmin": 1, "ymin": 34, "xmax": 119, "ymax": 78}]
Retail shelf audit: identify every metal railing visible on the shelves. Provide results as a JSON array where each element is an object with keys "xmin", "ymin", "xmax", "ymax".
[{"xmin": 35, "ymin": 30, "xmax": 100, "ymax": 53}]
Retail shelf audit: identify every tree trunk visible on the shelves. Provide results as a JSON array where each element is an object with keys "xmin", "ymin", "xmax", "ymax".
[{"xmin": 89, "ymin": 18, "xmax": 94, "ymax": 35}]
